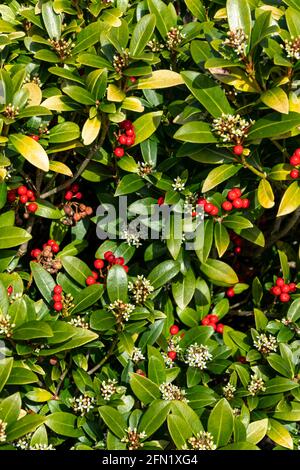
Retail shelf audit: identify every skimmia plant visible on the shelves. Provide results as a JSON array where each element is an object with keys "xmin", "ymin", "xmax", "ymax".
[{"xmin": 0, "ymin": 0, "xmax": 300, "ymax": 452}]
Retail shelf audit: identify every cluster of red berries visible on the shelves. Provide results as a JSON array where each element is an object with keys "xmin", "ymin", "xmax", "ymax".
[
  {"xmin": 65, "ymin": 183, "xmax": 83, "ymax": 201},
  {"xmin": 289, "ymin": 148, "xmax": 300, "ymax": 179},
  {"xmin": 7, "ymin": 185, "xmax": 38, "ymax": 214},
  {"xmin": 113, "ymin": 120, "xmax": 135, "ymax": 158},
  {"xmin": 31, "ymin": 239, "xmax": 60, "ymax": 258},
  {"xmin": 230, "ymin": 232, "xmax": 243, "ymax": 255},
  {"xmin": 197, "ymin": 197, "xmax": 219, "ymax": 216},
  {"xmin": 86, "ymin": 251, "xmax": 129, "ymax": 286},
  {"xmin": 52, "ymin": 284, "xmax": 63, "ymax": 312},
  {"xmin": 270, "ymin": 277, "xmax": 297, "ymax": 303},
  {"xmin": 222, "ymin": 188, "xmax": 250, "ymax": 212},
  {"xmin": 201, "ymin": 314, "xmax": 224, "ymax": 334}
]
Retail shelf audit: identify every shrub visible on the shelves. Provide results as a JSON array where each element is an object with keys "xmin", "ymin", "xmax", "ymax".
[{"xmin": 0, "ymin": 0, "xmax": 300, "ymax": 452}]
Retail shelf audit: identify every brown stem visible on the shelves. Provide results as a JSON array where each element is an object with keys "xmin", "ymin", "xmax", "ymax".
[
  {"xmin": 17, "ymin": 215, "xmax": 35, "ymax": 257},
  {"xmin": 55, "ymin": 358, "xmax": 72, "ymax": 397}
]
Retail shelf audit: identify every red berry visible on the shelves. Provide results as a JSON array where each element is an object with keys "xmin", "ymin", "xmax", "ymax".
[
  {"xmin": 94, "ymin": 259, "xmax": 105, "ymax": 269},
  {"xmin": 120, "ymin": 120, "xmax": 133, "ymax": 130},
  {"xmin": 26, "ymin": 190, "xmax": 34, "ymax": 198},
  {"xmin": 216, "ymin": 323, "xmax": 224, "ymax": 334},
  {"xmin": 204, "ymin": 203, "xmax": 213, "ymax": 213},
  {"xmin": 115, "ymin": 257, "xmax": 125, "ymax": 265},
  {"xmin": 52, "ymin": 293, "xmax": 62, "ymax": 302},
  {"xmin": 92, "ymin": 271, "xmax": 98, "ymax": 280},
  {"xmin": 53, "ymin": 285, "xmax": 63, "ymax": 294},
  {"xmin": 86, "ymin": 276, "xmax": 96, "ymax": 286},
  {"xmin": 232, "ymin": 198, "xmax": 243, "ymax": 209},
  {"xmin": 232, "ymin": 188, "xmax": 242, "ymax": 197},
  {"xmin": 207, "ymin": 314, "xmax": 219, "ymax": 324},
  {"xmin": 233, "ymin": 145, "xmax": 244, "ymax": 155},
  {"xmin": 74, "ymin": 192, "xmax": 82, "ymax": 200},
  {"xmin": 71, "ymin": 183, "xmax": 80, "ymax": 193},
  {"xmin": 281, "ymin": 284, "xmax": 290, "ymax": 293},
  {"xmin": 129, "ymin": 76, "xmax": 137, "ymax": 83},
  {"xmin": 222, "ymin": 201, "xmax": 233, "ymax": 211},
  {"xmin": 114, "ymin": 147, "xmax": 125, "ymax": 158},
  {"xmin": 104, "ymin": 251, "xmax": 113, "ymax": 260},
  {"xmin": 126, "ymin": 128, "xmax": 135, "ymax": 137},
  {"xmin": 167, "ymin": 351, "xmax": 177, "ymax": 360},
  {"xmin": 290, "ymin": 169, "xmax": 299, "ymax": 179},
  {"xmin": 19, "ymin": 195, "xmax": 28, "ymax": 204},
  {"xmin": 234, "ymin": 246, "xmax": 242, "ymax": 254},
  {"xmin": 136, "ymin": 369, "xmax": 146, "ymax": 376},
  {"xmin": 47, "ymin": 239, "xmax": 56, "ymax": 247},
  {"xmin": 276, "ymin": 278, "xmax": 285, "ymax": 287},
  {"xmin": 280, "ymin": 293, "xmax": 290, "ymax": 303},
  {"xmin": 17, "ymin": 186, "xmax": 28, "ymax": 196},
  {"xmin": 30, "ymin": 135, "xmax": 39, "ymax": 141},
  {"xmin": 201, "ymin": 317, "xmax": 210, "ymax": 326},
  {"xmin": 51, "ymin": 243, "xmax": 60, "ymax": 253},
  {"xmin": 118, "ymin": 134, "xmax": 127, "ymax": 145},
  {"xmin": 123, "ymin": 265, "xmax": 129, "ymax": 273},
  {"xmin": 7, "ymin": 286, "xmax": 13, "ymax": 295},
  {"xmin": 192, "ymin": 210, "xmax": 197, "ymax": 217},
  {"xmin": 242, "ymin": 198, "xmax": 250, "ymax": 209},
  {"xmin": 65, "ymin": 191, "xmax": 73, "ymax": 201},
  {"xmin": 32, "ymin": 248, "xmax": 42, "ymax": 258},
  {"xmin": 7, "ymin": 190, "xmax": 16, "ymax": 202},
  {"xmin": 238, "ymin": 356, "xmax": 246, "ymax": 363},
  {"xmin": 289, "ymin": 282, "xmax": 297, "ymax": 292},
  {"xmin": 294, "ymin": 148, "xmax": 300, "ymax": 158},
  {"xmin": 53, "ymin": 301, "xmax": 63, "ymax": 312},
  {"xmin": 227, "ymin": 189, "xmax": 238, "ymax": 201},
  {"xmin": 208, "ymin": 322, "xmax": 217, "ymax": 330},
  {"xmin": 107, "ymin": 254, "xmax": 115, "ymax": 264},
  {"xmin": 227, "ymin": 287, "xmax": 235, "ymax": 298},
  {"xmin": 210, "ymin": 205, "xmax": 219, "ymax": 216},
  {"xmin": 125, "ymin": 136, "xmax": 134, "ymax": 146},
  {"xmin": 170, "ymin": 325, "xmax": 179, "ymax": 335},
  {"xmin": 197, "ymin": 197, "xmax": 206, "ymax": 205},
  {"xmin": 49, "ymin": 358, "xmax": 58, "ymax": 366},
  {"xmin": 157, "ymin": 196, "xmax": 165, "ymax": 206},
  {"xmin": 27, "ymin": 203, "xmax": 38, "ymax": 213},
  {"xmin": 290, "ymin": 155, "xmax": 300, "ymax": 166}
]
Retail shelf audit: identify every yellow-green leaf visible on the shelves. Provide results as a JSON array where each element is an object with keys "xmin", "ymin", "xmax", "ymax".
[
  {"xmin": 258, "ymin": 179, "xmax": 275, "ymax": 208},
  {"xmin": 133, "ymin": 70, "xmax": 184, "ymax": 90},
  {"xmin": 82, "ymin": 114, "xmax": 101, "ymax": 145},
  {"xmin": 22, "ymin": 82, "xmax": 42, "ymax": 106},
  {"xmin": 107, "ymin": 84, "xmax": 126, "ymax": 102},
  {"xmin": 261, "ymin": 88, "xmax": 289, "ymax": 114},
  {"xmin": 9, "ymin": 134, "xmax": 49, "ymax": 172},
  {"xmin": 277, "ymin": 181, "xmax": 300, "ymax": 216},
  {"xmin": 132, "ymin": 111, "xmax": 163, "ymax": 146},
  {"xmin": 25, "ymin": 388, "xmax": 53, "ymax": 402},
  {"xmin": 267, "ymin": 419, "xmax": 293, "ymax": 449},
  {"xmin": 202, "ymin": 164, "xmax": 241, "ymax": 193},
  {"xmin": 49, "ymin": 161, "xmax": 73, "ymax": 177},
  {"xmin": 246, "ymin": 419, "xmax": 268, "ymax": 444},
  {"xmin": 122, "ymin": 97, "xmax": 144, "ymax": 113}
]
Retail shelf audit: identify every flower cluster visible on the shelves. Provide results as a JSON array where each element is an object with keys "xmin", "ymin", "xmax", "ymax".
[
  {"xmin": 122, "ymin": 228, "xmax": 142, "ymax": 247},
  {"xmin": 107, "ymin": 299, "xmax": 135, "ymax": 323},
  {"xmin": 30, "ymin": 443, "xmax": 55, "ymax": 450},
  {"xmin": 184, "ymin": 431, "xmax": 217, "ymax": 451},
  {"xmin": 68, "ymin": 315, "xmax": 89, "ymax": 329},
  {"xmin": 184, "ymin": 343, "xmax": 212, "ymax": 369},
  {"xmin": 0, "ymin": 314, "xmax": 15, "ymax": 337},
  {"xmin": 0, "ymin": 419, "xmax": 7, "ymax": 442},
  {"xmin": 101, "ymin": 379, "xmax": 118, "ymax": 401},
  {"xmin": 248, "ymin": 374, "xmax": 266, "ymax": 396},
  {"xmin": 137, "ymin": 161, "xmax": 154, "ymax": 177},
  {"xmin": 212, "ymin": 113, "xmax": 254, "ymax": 144},
  {"xmin": 147, "ymin": 39, "xmax": 164, "ymax": 52},
  {"xmin": 253, "ymin": 333, "xmax": 278, "ymax": 354},
  {"xmin": 128, "ymin": 275, "xmax": 154, "ymax": 303},
  {"xmin": 159, "ymin": 382, "xmax": 188, "ymax": 402},
  {"xmin": 166, "ymin": 27, "xmax": 184, "ymax": 50},
  {"xmin": 113, "ymin": 50, "xmax": 130, "ymax": 74},
  {"xmin": 72, "ymin": 394, "xmax": 95, "ymax": 416},
  {"xmin": 222, "ymin": 28, "xmax": 248, "ymax": 57},
  {"xmin": 3, "ymin": 103, "xmax": 19, "ymax": 118},
  {"xmin": 49, "ymin": 38, "xmax": 74, "ymax": 59},
  {"xmin": 223, "ymin": 383, "xmax": 236, "ymax": 400},
  {"xmin": 172, "ymin": 176, "xmax": 186, "ymax": 192},
  {"xmin": 130, "ymin": 347, "xmax": 145, "ymax": 363},
  {"xmin": 121, "ymin": 427, "xmax": 146, "ymax": 450},
  {"xmin": 282, "ymin": 36, "xmax": 300, "ymax": 61}
]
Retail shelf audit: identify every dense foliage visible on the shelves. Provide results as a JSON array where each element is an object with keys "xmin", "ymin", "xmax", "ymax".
[{"xmin": 0, "ymin": 0, "xmax": 300, "ymax": 451}]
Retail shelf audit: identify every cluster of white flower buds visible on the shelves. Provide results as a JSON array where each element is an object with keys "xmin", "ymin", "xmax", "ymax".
[
  {"xmin": 184, "ymin": 431, "xmax": 217, "ymax": 450},
  {"xmin": 223, "ymin": 383, "xmax": 236, "ymax": 400},
  {"xmin": 72, "ymin": 394, "xmax": 95, "ymax": 416},
  {"xmin": 128, "ymin": 275, "xmax": 154, "ymax": 304},
  {"xmin": 137, "ymin": 162, "xmax": 154, "ymax": 177},
  {"xmin": 184, "ymin": 343, "xmax": 212, "ymax": 369},
  {"xmin": 68, "ymin": 315, "xmax": 89, "ymax": 329},
  {"xmin": 121, "ymin": 427, "xmax": 147, "ymax": 450},
  {"xmin": 253, "ymin": 333, "xmax": 278, "ymax": 355},
  {"xmin": 113, "ymin": 51, "xmax": 130, "ymax": 74},
  {"xmin": 172, "ymin": 176, "xmax": 186, "ymax": 192},
  {"xmin": 282, "ymin": 36, "xmax": 300, "ymax": 61},
  {"xmin": 101, "ymin": 378, "xmax": 118, "ymax": 401},
  {"xmin": 0, "ymin": 419, "xmax": 7, "ymax": 442},
  {"xmin": 166, "ymin": 27, "xmax": 184, "ymax": 50},
  {"xmin": 212, "ymin": 113, "xmax": 254, "ymax": 143},
  {"xmin": 147, "ymin": 39, "xmax": 165, "ymax": 52},
  {"xmin": 48, "ymin": 38, "xmax": 74, "ymax": 59},
  {"xmin": 0, "ymin": 314, "xmax": 15, "ymax": 337},
  {"xmin": 159, "ymin": 382, "xmax": 189, "ymax": 402},
  {"xmin": 130, "ymin": 347, "xmax": 145, "ymax": 363},
  {"xmin": 4, "ymin": 104, "xmax": 19, "ymax": 119},
  {"xmin": 248, "ymin": 374, "xmax": 266, "ymax": 396},
  {"xmin": 222, "ymin": 28, "xmax": 248, "ymax": 57},
  {"xmin": 107, "ymin": 299, "xmax": 135, "ymax": 323},
  {"xmin": 122, "ymin": 229, "xmax": 143, "ymax": 247}
]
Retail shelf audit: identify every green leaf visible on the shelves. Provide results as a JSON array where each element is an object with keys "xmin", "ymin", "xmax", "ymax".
[
  {"xmin": 48, "ymin": 66, "xmax": 85, "ymax": 85},
  {"xmin": 30, "ymin": 261, "xmax": 56, "ymax": 303},
  {"xmin": 26, "ymin": 388, "xmax": 54, "ymax": 402},
  {"xmin": 257, "ymin": 179, "xmax": 275, "ymax": 209},
  {"xmin": 248, "ymin": 113, "xmax": 300, "ymax": 140},
  {"xmin": 148, "ymin": 260, "xmax": 180, "ymax": 289},
  {"xmin": 287, "ymin": 298, "xmax": 300, "ymax": 322},
  {"xmin": 106, "ymin": 264, "xmax": 128, "ymax": 302},
  {"xmin": 208, "ymin": 398, "xmax": 234, "ymax": 448},
  {"xmin": 46, "ymin": 412, "xmax": 81, "ymax": 437},
  {"xmin": 115, "ymin": 174, "xmax": 145, "ymax": 196},
  {"xmin": 61, "ymin": 256, "xmax": 92, "ymax": 286},
  {"xmin": 130, "ymin": 373, "xmax": 160, "ymax": 404},
  {"xmin": 214, "ymin": 222, "xmax": 230, "ymax": 257},
  {"xmin": 0, "ymin": 393, "xmax": 21, "ymax": 425},
  {"xmin": 174, "ymin": 121, "xmax": 218, "ymax": 144},
  {"xmin": 7, "ymin": 367, "xmax": 38, "ymax": 385},
  {"xmin": 167, "ymin": 415, "xmax": 193, "ymax": 449},
  {"xmin": 82, "ymin": 114, "xmax": 101, "ymax": 146},
  {"xmin": 286, "ymin": 7, "xmax": 300, "ymax": 37},
  {"xmin": 9, "ymin": 134, "xmax": 49, "ymax": 172},
  {"xmin": 277, "ymin": 181, "xmax": 300, "ymax": 216},
  {"xmin": 42, "ymin": 1, "xmax": 61, "ymax": 40},
  {"xmin": 239, "ymin": 225, "xmax": 265, "ymax": 247},
  {"xmin": 0, "ymin": 357, "xmax": 13, "ymax": 393},
  {"xmin": 71, "ymin": 284, "xmax": 104, "ymax": 314},
  {"xmin": 13, "ymin": 321, "xmax": 53, "ymax": 340},
  {"xmin": 263, "ymin": 378, "xmax": 299, "ymax": 394},
  {"xmin": 267, "ymin": 419, "xmax": 293, "ymax": 449},
  {"xmin": 132, "ymin": 111, "xmax": 163, "ymax": 146},
  {"xmin": 178, "ymin": 307, "xmax": 199, "ymax": 327},
  {"xmin": 184, "ymin": 0, "xmax": 205, "ymax": 20},
  {"xmin": 147, "ymin": 0, "xmax": 174, "ymax": 38},
  {"xmin": 223, "ymin": 215, "xmax": 253, "ymax": 231},
  {"xmin": 129, "ymin": 14, "xmax": 156, "ymax": 57},
  {"xmin": 6, "ymin": 415, "xmax": 47, "ymax": 441},
  {"xmin": 35, "ymin": 199, "xmax": 62, "ymax": 219},
  {"xmin": 138, "ymin": 400, "xmax": 170, "ymax": 438},
  {"xmin": 254, "ymin": 308, "xmax": 268, "ymax": 331},
  {"xmin": 172, "ymin": 270, "xmax": 196, "ymax": 310},
  {"xmin": 261, "ymin": 88, "xmax": 289, "ymax": 114},
  {"xmin": 90, "ymin": 309, "xmax": 116, "ymax": 331},
  {"xmin": 202, "ymin": 164, "xmax": 241, "ymax": 193},
  {"xmin": 227, "ymin": 0, "xmax": 251, "ymax": 39},
  {"xmin": 99, "ymin": 406, "xmax": 127, "ymax": 440},
  {"xmin": 72, "ymin": 21, "xmax": 101, "ymax": 55},
  {"xmin": 200, "ymin": 259, "xmax": 239, "ymax": 287},
  {"xmin": 181, "ymin": 71, "xmax": 232, "ymax": 118},
  {"xmin": 49, "ymin": 122, "xmax": 80, "ymax": 143},
  {"xmin": 171, "ymin": 401, "xmax": 203, "ymax": 435},
  {"xmin": 0, "ymin": 226, "xmax": 31, "ymax": 248}
]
